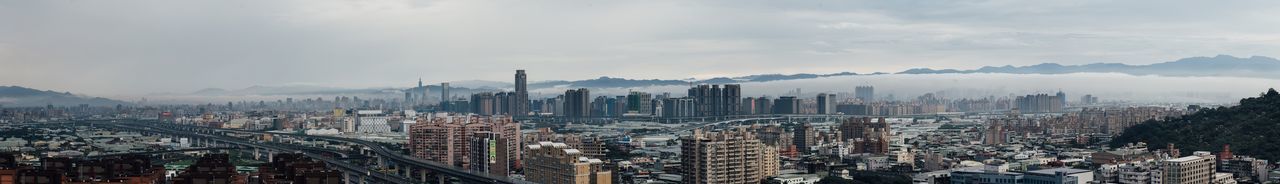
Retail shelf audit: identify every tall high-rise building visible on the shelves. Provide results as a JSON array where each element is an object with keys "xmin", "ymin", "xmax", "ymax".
[
  {"xmin": 1056, "ymin": 91, "xmax": 1067, "ymax": 108},
  {"xmin": 591, "ymin": 96, "xmax": 610, "ymax": 117},
  {"xmin": 838, "ymin": 117, "xmax": 891, "ymax": 154},
  {"xmin": 755, "ymin": 97, "xmax": 773, "ymax": 115},
  {"xmin": 687, "ymin": 84, "xmax": 742, "ymax": 117},
  {"xmin": 816, "ymin": 93, "xmax": 835, "ymax": 114},
  {"xmin": 681, "ymin": 128, "xmax": 779, "ymax": 184},
  {"xmin": 1080, "ymin": 94, "xmax": 1099, "ymax": 105},
  {"xmin": 1161, "ymin": 151, "xmax": 1216, "ymax": 184},
  {"xmin": 564, "ymin": 88, "xmax": 591, "ymax": 118},
  {"xmin": 515, "ymin": 70, "xmax": 529, "ymax": 117},
  {"xmin": 469, "ymin": 131, "xmax": 510, "ymax": 176},
  {"xmin": 625, "ymin": 91, "xmax": 653, "ymax": 115},
  {"xmin": 689, "ymin": 85, "xmax": 714, "ymax": 116},
  {"xmin": 408, "ymin": 115, "xmax": 521, "ymax": 170},
  {"xmin": 420, "ymin": 78, "xmax": 428, "ymax": 105},
  {"xmin": 792, "ymin": 123, "xmax": 816, "ymax": 154},
  {"xmin": 723, "ymin": 84, "xmax": 742, "ymax": 116},
  {"xmin": 661, "ymin": 97, "xmax": 695, "ymax": 117},
  {"xmin": 855, "ymin": 86, "xmax": 875, "ymax": 102},
  {"xmin": 471, "ymin": 92, "xmax": 496, "ymax": 115},
  {"xmin": 524, "ymin": 142, "xmax": 612, "ymax": 184},
  {"xmin": 440, "ymin": 82, "xmax": 451, "ymax": 110},
  {"xmin": 1015, "ymin": 93, "xmax": 1066, "ymax": 113},
  {"xmin": 589, "ymin": 96, "xmax": 627, "ymax": 117},
  {"xmin": 773, "ymin": 96, "xmax": 799, "ymax": 114},
  {"xmin": 495, "ymin": 92, "xmax": 514, "ymax": 115}
]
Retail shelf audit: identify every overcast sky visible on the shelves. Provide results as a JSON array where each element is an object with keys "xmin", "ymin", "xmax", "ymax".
[{"xmin": 2, "ymin": 0, "xmax": 1279, "ymax": 96}]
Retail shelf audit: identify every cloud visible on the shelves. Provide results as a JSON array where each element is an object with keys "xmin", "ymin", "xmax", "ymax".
[{"xmin": 1, "ymin": 0, "xmax": 1279, "ymax": 97}]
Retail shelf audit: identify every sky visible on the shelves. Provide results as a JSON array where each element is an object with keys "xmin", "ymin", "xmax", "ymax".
[{"xmin": 2, "ymin": 0, "xmax": 1280, "ymax": 97}]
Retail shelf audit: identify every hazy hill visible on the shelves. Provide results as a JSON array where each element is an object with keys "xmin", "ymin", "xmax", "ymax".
[
  {"xmin": 1111, "ymin": 88, "xmax": 1280, "ymax": 160},
  {"xmin": 900, "ymin": 55, "xmax": 1280, "ymax": 78},
  {"xmin": 0, "ymin": 86, "xmax": 131, "ymax": 107}
]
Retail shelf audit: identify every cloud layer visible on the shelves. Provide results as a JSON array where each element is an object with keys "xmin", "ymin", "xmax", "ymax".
[{"xmin": 3, "ymin": 0, "xmax": 1279, "ymax": 97}]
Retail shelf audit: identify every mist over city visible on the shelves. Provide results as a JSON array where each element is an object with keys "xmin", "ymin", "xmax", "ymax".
[{"xmin": 3, "ymin": 1, "xmax": 1280, "ymax": 184}]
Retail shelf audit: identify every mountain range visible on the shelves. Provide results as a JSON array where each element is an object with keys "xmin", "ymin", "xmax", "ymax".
[
  {"xmin": 480, "ymin": 55, "xmax": 1280, "ymax": 90},
  {"xmin": 0, "ymin": 86, "xmax": 131, "ymax": 107},
  {"xmin": 899, "ymin": 55, "xmax": 1280, "ymax": 78},
  {"xmin": 173, "ymin": 55, "xmax": 1280, "ymax": 97}
]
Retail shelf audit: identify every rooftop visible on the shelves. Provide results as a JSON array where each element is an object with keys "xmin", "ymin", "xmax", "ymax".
[
  {"xmin": 1026, "ymin": 168, "xmax": 1091, "ymax": 175},
  {"xmin": 1166, "ymin": 155, "xmax": 1202, "ymax": 162}
]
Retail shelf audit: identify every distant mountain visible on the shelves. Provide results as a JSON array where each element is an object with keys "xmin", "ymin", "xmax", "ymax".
[
  {"xmin": 1111, "ymin": 88, "xmax": 1280, "ymax": 161},
  {"xmin": 0, "ymin": 86, "xmax": 131, "ymax": 107},
  {"xmin": 446, "ymin": 80, "xmax": 511, "ymax": 89},
  {"xmin": 173, "ymin": 55, "xmax": 1280, "ymax": 98},
  {"xmin": 898, "ymin": 55, "xmax": 1280, "ymax": 78},
  {"xmin": 527, "ymin": 72, "xmax": 861, "ymax": 89},
  {"xmin": 190, "ymin": 72, "xmax": 865, "ymax": 98},
  {"xmin": 529, "ymin": 77, "xmax": 689, "ymax": 89},
  {"xmin": 189, "ymin": 85, "xmax": 394, "ymax": 96}
]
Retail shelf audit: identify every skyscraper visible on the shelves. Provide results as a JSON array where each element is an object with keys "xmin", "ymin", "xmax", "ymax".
[
  {"xmin": 469, "ymin": 131, "xmax": 510, "ymax": 176},
  {"xmin": 755, "ymin": 97, "xmax": 773, "ymax": 115},
  {"xmin": 564, "ymin": 88, "xmax": 590, "ymax": 118},
  {"xmin": 723, "ymin": 84, "xmax": 742, "ymax": 116},
  {"xmin": 855, "ymin": 86, "xmax": 875, "ymax": 102},
  {"xmin": 773, "ymin": 96, "xmax": 799, "ymax": 114},
  {"xmin": 661, "ymin": 97, "xmax": 695, "ymax": 118},
  {"xmin": 686, "ymin": 84, "xmax": 742, "ymax": 117},
  {"xmin": 515, "ymin": 70, "xmax": 529, "ymax": 117},
  {"xmin": 816, "ymin": 93, "xmax": 835, "ymax": 114},
  {"xmin": 419, "ymin": 78, "xmax": 428, "ymax": 105},
  {"xmin": 625, "ymin": 91, "xmax": 652, "ymax": 115},
  {"xmin": 471, "ymin": 92, "xmax": 496, "ymax": 115},
  {"xmin": 440, "ymin": 82, "xmax": 451, "ymax": 110},
  {"xmin": 681, "ymin": 128, "xmax": 779, "ymax": 184},
  {"xmin": 1014, "ymin": 93, "xmax": 1066, "ymax": 113},
  {"xmin": 1056, "ymin": 91, "xmax": 1067, "ymax": 107}
]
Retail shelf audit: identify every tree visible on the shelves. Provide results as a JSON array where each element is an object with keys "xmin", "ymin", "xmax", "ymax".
[{"xmin": 1112, "ymin": 89, "xmax": 1280, "ymax": 161}]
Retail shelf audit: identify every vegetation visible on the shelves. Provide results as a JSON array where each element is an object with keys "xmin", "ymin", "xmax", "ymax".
[{"xmin": 1111, "ymin": 88, "xmax": 1280, "ymax": 160}]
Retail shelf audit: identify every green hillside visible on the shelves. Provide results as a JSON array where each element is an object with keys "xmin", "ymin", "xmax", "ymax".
[{"xmin": 1111, "ymin": 88, "xmax": 1280, "ymax": 160}]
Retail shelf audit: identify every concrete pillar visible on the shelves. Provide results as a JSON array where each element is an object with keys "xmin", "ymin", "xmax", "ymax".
[
  {"xmin": 400, "ymin": 165, "xmax": 410, "ymax": 178},
  {"xmin": 377, "ymin": 156, "xmax": 385, "ymax": 168},
  {"xmin": 419, "ymin": 169, "xmax": 428, "ymax": 183}
]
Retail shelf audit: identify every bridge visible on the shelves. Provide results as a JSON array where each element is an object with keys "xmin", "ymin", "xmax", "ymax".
[{"xmin": 86, "ymin": 147, "xmax": 244, "ymax": 159}]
